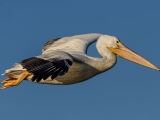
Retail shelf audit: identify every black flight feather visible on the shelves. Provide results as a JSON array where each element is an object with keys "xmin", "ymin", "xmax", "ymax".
[{"xmin": 20, "ymin": 57, "xmax": 72, "ymax": 82}]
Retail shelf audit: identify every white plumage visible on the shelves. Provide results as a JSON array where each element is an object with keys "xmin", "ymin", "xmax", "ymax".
[{"xmin": 1, "ymin": 33, "xmax": 159, "ymax": 89}]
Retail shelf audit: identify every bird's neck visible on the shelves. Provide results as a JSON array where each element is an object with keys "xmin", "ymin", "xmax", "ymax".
[
  {"xmin": 90, "ymin": 36, "xmax": 117, "ymax": 72},
  {"xmin": 88, "ymin": 54, "xmax": 117, "ymax": 72}
]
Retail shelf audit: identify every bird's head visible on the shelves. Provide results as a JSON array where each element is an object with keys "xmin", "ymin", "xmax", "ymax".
[{"xmin": 98, "ymin": 35, "xmax": 159, "ymax": 70}]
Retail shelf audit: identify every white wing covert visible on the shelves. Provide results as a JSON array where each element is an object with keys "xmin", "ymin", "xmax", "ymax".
[{"xmin": 42, "ymin": 33, "xmax": 102, "ymax": 54}]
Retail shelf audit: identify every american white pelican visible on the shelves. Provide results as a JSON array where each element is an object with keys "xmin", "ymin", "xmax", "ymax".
[{"xmin": 1, "ymin": 33, "xmax": 159, "ymax": 89}]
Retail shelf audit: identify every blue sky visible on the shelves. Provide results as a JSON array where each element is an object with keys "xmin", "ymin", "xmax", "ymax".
[{"xmin": 0, "ymin": 0, "xmax": 160, "ymax": 120}]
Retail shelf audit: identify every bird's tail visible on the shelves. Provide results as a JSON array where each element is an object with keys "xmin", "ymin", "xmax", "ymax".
[{"xmin": 2, "ymin": 63, "xmax": 26, "ymax": 78}]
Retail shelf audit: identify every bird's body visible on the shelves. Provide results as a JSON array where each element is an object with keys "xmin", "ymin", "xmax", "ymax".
[
  {"xmin": 1, "ymin": 33, "xmax": 159, "ymax": 89},
  {"xmin": 3, "ymin": 34, "xmax": 116, "ymax": 85}
]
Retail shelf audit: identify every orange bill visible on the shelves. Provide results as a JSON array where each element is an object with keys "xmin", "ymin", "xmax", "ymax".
[{"xmin": 108, "ymin": 42, "xmax": 160, "ymax": 70}]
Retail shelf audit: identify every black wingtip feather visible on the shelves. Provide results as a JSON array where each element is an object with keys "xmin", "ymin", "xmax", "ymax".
[{"xmin": 21, "ymin": 57, "xmax": 72, "ymax": 82}]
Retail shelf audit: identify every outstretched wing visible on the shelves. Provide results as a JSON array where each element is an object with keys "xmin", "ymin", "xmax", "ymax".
[
  {"xmin": 21, "ymin": 56, "xmax": 72, "ymax": 82},
  {"xmin": 42, "ymin": 33, "xmax": 102, "ymax": 54}
]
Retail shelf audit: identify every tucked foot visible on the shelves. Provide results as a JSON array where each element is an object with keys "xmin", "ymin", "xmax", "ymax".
[
  {"xmin": 0, "ymin": 71, "xmax": 31, "ymax": 90},
  {"xmin": 1, "ymin": 78, "xmax": 16, "ymax": 84},
  {"xmin": 0, "ymin": 79, "xmax": 18, "ymax": 89}
]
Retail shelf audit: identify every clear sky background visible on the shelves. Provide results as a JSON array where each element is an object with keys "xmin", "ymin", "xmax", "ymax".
[{"xmin": 0, "ymin": 0, "xmax": 160, "ymax": 120}]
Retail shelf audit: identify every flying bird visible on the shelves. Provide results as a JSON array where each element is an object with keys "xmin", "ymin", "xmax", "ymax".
[{"xmin": 1, "ymin": 33, "xmax": 159, "ymax": 89}]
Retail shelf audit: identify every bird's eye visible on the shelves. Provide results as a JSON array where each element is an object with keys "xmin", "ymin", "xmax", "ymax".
[{"xmin": 116, "ymin": 41, "xmax": 119, "ymax": 43}]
